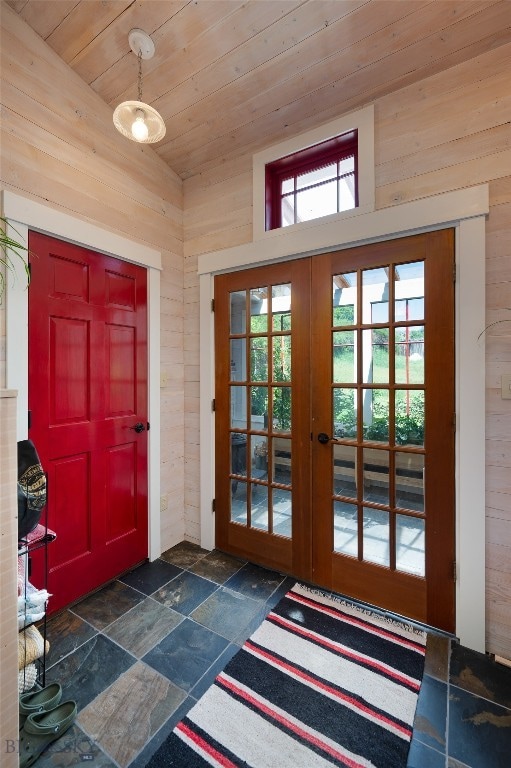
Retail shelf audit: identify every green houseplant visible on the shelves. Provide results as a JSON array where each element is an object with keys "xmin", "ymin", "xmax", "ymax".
[{"xmin": 0, "ymin": 216, "xmax": 30, "ymax": 302}]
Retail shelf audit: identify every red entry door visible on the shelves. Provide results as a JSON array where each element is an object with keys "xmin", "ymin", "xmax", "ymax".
[{"xmin": 28, "ymin": 232, "xmax": 148, "ymax": 612}]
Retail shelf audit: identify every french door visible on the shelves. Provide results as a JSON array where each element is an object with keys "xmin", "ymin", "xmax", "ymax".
[
  {"xmin": 215, "ymin": 259, "xmax": 312, "ymax": 579},
  {"xmin": 215, "ymin": 230, "xmax": 455, "ymax": 632},
  {"xmin": 28, "ymin": 232, "xmax": 148, "ymax": 613}
]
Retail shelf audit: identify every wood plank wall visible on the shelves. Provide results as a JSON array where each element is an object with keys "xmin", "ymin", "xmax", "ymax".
[
  {"xmin": 183, "ymin": 42, "xmax": 511, "ymax": 658},
  {"xmin": 0, "ymin": 391, "xmax": 20, "ymax": 766},
  {"xmin": 0, "ymin": 7, "xmax": 185, "ymax": 553}
]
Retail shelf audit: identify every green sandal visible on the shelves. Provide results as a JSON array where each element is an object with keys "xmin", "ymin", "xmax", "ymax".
[
  {"xmin": 19, "ymin": 683, "xmax": 62, "ymax": 727},
  {"xmin": 19, "ymin": 700, "xmax": 77, "ymax": 768}
]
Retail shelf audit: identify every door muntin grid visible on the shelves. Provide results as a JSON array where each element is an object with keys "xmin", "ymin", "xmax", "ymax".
[
  {"xmin": 229, "ymin": 283, "xmax": 293, "ymax": 538},
  {"xmin": 332, "ymin": 260, "xmax": 426, "ymax": 576}
]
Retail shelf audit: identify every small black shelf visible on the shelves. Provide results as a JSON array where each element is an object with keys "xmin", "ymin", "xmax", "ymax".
[
  {"xmin": 18, "ymin": 524, "xmax": 56, "ymax": 690},
  {"xmin": 18, "ymin": 526, "xmax": 57, "ymax": 556}
]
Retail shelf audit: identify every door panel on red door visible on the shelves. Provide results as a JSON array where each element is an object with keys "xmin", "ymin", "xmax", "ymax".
[
  {"xmin": 106, "ymin": 443, "xmax": 137, "ymax": 541},
  {"xmin": 107, "ymin": 324, "xmax": 136, "ymax": 415},
  {"xmin": 106, "ymin": 270, "xmax": 136, "ymax": 308},
  {"xmin": 50, "ymin": 253, "xmax": 89, "ymax": 301},
  {"xmin": 51, "ymin": 453, "xmax": 91, "ymax": 566},
  {"xmin": 50, "ymin": 317, "xmax": 90, "ymax": 424},
  {"xmin": 28, "ymin": 231, "xmax": 148, "ymax": 612}
]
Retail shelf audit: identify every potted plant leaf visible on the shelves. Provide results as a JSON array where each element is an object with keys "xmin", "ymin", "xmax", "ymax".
[{"xmin": 0, "ymin": 216, "xmax": 30, "ymax": 302}]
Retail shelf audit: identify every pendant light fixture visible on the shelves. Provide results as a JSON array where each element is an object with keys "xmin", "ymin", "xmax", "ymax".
[{"xmin": 113, "ymin": 29, "xmax": 166, "ymax": 144}]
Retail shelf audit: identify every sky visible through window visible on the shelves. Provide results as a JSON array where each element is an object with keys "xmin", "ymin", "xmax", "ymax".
[{"xmin": 281, "ymin": 158, "xmax": 356, "ymax": 227}]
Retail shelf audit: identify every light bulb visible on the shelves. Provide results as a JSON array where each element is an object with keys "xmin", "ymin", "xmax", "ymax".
[{"xmin": 131, "ymin": 109, "xmax": 148, "ymax": 141}]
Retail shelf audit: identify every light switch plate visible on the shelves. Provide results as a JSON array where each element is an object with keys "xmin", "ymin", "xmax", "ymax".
[{"xmin": 501, "ymin": 374, "xmax": 511, "ymax": 400}]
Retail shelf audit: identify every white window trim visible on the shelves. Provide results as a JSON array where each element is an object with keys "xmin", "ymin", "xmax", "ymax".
[
  {"xmin": 199, "ymin": 184, "xmax": 488, "ymax": 654},
  {"xmin": 2, "ymin": 189, "xmax": 162, "ymax": 561},
  {"xmin": 252, "ymin": 105, "xmax": 375, "ymax": 241}
]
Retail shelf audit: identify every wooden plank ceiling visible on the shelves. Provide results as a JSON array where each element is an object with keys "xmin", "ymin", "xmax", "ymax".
[{"xmin": 6, "ymin": 0, "xmax": 511, "ymax": 179}]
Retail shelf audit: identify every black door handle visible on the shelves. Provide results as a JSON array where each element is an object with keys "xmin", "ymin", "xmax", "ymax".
[
  {"xmin": 130, "ymin": 422, "xmax": 146, "ymax": 433},
  {"xmin": 317, "ymin": 432, "xmax": 331, "ymax": 444}
]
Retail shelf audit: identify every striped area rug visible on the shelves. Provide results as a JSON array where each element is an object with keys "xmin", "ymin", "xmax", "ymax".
[{"xmin": 147, "ymin": 584, "xmax": 427, "ymax": 767}]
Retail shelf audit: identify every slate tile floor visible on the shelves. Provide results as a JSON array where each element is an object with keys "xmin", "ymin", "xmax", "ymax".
[{"xmin": 33, "ymin": 542, "xmax": 511, "ymax": 768}]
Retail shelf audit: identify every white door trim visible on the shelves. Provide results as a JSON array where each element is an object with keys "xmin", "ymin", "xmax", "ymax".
[
  {"xmin": 199, "ymin": 185, "xmax": 488, "ymax": 652},
  {"xmin": 2, "ymin": 189, "xmax": 162, "ymax": 561}
]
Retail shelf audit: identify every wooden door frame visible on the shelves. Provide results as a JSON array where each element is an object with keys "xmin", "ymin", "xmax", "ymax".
[
  {"xmin": 2, "ymin": 189, "xmax": 162, "ymax": 561},
  {"xmin": 198, "ymin": 185, "xmax": 488, "ymax": 653}
]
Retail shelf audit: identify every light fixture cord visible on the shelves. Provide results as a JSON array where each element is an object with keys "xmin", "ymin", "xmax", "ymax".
[{"xmin": 137, "ymin": 49, "xmax": 143, "ymax": 102}]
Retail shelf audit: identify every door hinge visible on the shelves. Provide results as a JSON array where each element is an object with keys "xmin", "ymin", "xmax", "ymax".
[
  {"xmin": 211, "ymin": 299, "xmax": 215, "ymax": 312},
  {"xmin": 453, "ymin": 263, "xmax": 456, "ymax": 283},
  {"xmin": 146, "ymin": 422, "xmax": 150, "ymax": 431},
  {"xmin": 212, "ymin": 399, "xmax": 216, "ymax": 412},
  {"xmin": 452, "ymin": 412, "xmax": 456, "ymax": 432},
  {"xmin": 28, "ymin": 410, "xmax": 32, "ymax": 430},
  {"xmin": 212, "ymin": 498, "xmax": 216, "ymax": 513},
  {"xmin": 453, "ymin": 560, "xmax": 458, "ymax": 582}
]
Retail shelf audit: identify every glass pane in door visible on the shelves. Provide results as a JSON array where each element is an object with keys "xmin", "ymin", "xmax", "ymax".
[
  {"xmin": 251, "ymin": 485, "xmax": 269, "ymax": 531},
  {"xmin": 333, "ymin": 443, "xmax": 357, "ymax": 498},
  {"xmin": 334, "ymin": 501, "xmax": 358, "ymax": 556},
  {"xmin": 272, "ymin": 387, "xmax": 291, "ymax": 432},
  {"xmin": 251, "ymin": 436, "xmax": 268, "ymax": 479},
  {"xmin": 230, "ymin": 386, "xmax": 246, "ymax": 429},
  {"xmin": 230, "ymin": 291, "xmax": 246, "ymax": 333},
  {"xmin": 333, "ymin": 387, "xmax": 357, "ymax": 439},
  {"xmin": 395, "ymin": 452, "xmax": 424, "ymax": 511},
  {"xmin": 363, "ymin": 268, "xmax": 389, "ymax": 323},
  {"xmin": 363, "ymin": 507, "xmax": 389, "ymax": 566},
  {"xmin": 395, "ymin": 390, "xmax": 424, "ymax": 448},
  {"xmin": 363, "ymin": 389, "xmax": 389, "ymax": 444},
  {"xmin": 230, "ymin": 338, "xmax": 246, "ymax": 381},
  {"xmin": 395, "ymin": 326, "xmax": 424, "ymax": 384},
  {"xmin": 395, "ymin": 262, "xmax": 424, "ymax": 321},
  {"xmin": 250, "ymin": 386, "xmax": 267, "ymax": 430},
  {"xmin": 333, "ymin": 331, "xmax": 356, "ymax": 383},
  {"xmin": 272, "ymin": 284, "xmax": 291, "ymax": 330},
  {"xmin": 273, "ymin": 336, "xmax": 291, "ymax": 381},
  {"xmin": 231, "ymin": 434, "xmax": 247, "ymax": 478},
  {"xmin": 273, "ymin": 437, "xmax": 291, "ymax": 485},
  {"xmin": 396, "ymin": 514, "xmax": 425, "ymax": 576},
  {"xmin": 273, "ymin": 489, "xmax": 292, "ymax": 538},
  {"xmin": 363, "ymin": 328, "xmax": 389, "ymax": 384},
  {"xmin": 332, "ymin": 272, "xmax": 357, "ymax": 326},
  {"xmin": 250, "ymin": 287, "xmax": 268, "ymax": 332},
  {"xmin": 250, "ymin": 337, "xmax": 268, "ymax": 381},
  {"xmin": 363, "ymin": 448, "xmax": 389, "ymax": 506},
  {"xmin": 231, "ymin": 480, "xmax": 247, "ymax": 524}
]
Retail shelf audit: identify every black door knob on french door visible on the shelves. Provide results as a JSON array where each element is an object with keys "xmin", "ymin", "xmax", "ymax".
[
  {"xmin": 317, "ymin": 432, "xmax": 331, "ymax": 444},
  {"xmin": 130, "ymin": 422, "xmax": 146, "ymax": 433}
]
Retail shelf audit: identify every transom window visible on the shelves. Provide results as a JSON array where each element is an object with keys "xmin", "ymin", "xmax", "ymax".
[{"xmin": 265, "ymin": 131, "xmax": 358, "ymax": 231}]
